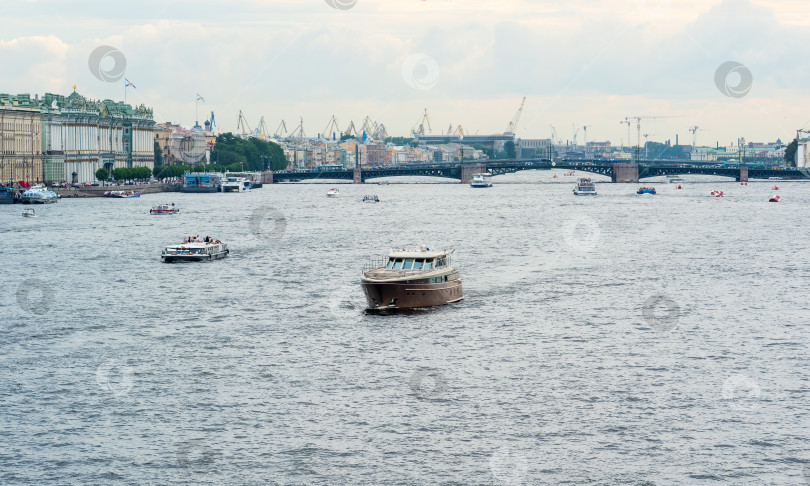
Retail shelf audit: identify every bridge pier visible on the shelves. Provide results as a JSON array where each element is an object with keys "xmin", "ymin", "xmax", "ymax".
[
  {"xmin": 738, "ymin": 165, "xmax": 748, "ymax": 183},
  {"xmin": 461, "ymin": 163, "xmax": 487, "ymax": 184},
  {"xmin": 264, "ymin": 171, "xmax": 274, "ymax": 184},
  {"xmin": 353, "ymin": 167, "xmax": 362, "ymax": 184},
  {"xmin": 612, "ymin": 163, "xmax": 639, "ymax": 183}
]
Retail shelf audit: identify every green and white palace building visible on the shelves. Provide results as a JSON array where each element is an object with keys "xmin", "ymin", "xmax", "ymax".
[{"xmin": 0, "ymin": 89, "xmax": 154, "ymax": 185}]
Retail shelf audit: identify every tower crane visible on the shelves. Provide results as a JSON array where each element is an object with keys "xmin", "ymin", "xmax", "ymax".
[
  {"xmin": 237, "ymin": 110, "xmax": 252, "ymax": 138},
  {"xmin": 688, "ymin": 125, "xmax": 700, "ymax": 148},
  {"xmin": 323, "ymin": 115, "xmax": 341, "ymax": 140},
  {"xmin": 274, "ymin": 120, "xmax": 288, "ymax": 138},
  {"xmin": 572, "ymin": 124, "xmax": 581, "ymax": 148},
  {"xmin": 623, "ymin": 115, "xmax": 681, "ymax": 161},
  {"xmin": 643, "ymin": 133, "xmax": 656, "ymax": 158},
  {"xmin": 412, "ymin": 108, "xmax": 432, "ymax": 137},
  {"xmin": 582, "ymin": 125, "xmax": 591, "ymax": 147},
  {"xmin": 619, "ymin": 119, "xmax": 632, "ymax": 149},
  {"xmin": 549, "ymin": 124, "xmax": 559, "ymax": 145},
  {"xmin": 505, "ymin": 97, "xmax": 526, "ymax": 134}
]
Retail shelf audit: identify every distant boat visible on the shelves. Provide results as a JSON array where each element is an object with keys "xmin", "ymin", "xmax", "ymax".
[
  {"xmin": 22, "ymin": 208, "xmax": 36, "ymax": 217},
  {"xmin": 327, "ymin": 188, "xmax": 340, "ymax": 198},
  {"xmin": 669, "ymin": 177, "xmax": 685, "ymax": 183},
  {"xmin": 362, "ymin": 195, "xmax": 379, "ymax": 203},
  {"xmin": 573, "ymin": 178, "xmax": 597, "ymax": 195},
  {"xmin": 150, "ymin": 203, "xmax": 179, "ymax": 215},
  {"xmin": 161, "ymin": 238, "xmax": 229, "ymax": 263},
  {"xmin": 769, "ymin": 195, "xmax": 780, "ymax": 202},
  {"xmin": 637, "ymin": 187, "xmax": 656, "ymax": 195},
  {"xmin": 470, "ymin": 173, "xmax": 493, "ymax": 188}
]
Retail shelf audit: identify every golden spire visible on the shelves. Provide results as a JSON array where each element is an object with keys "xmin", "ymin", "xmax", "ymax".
[{"xmin": 72, "ymin": 84, "xmax": 77, "ymax": 92}]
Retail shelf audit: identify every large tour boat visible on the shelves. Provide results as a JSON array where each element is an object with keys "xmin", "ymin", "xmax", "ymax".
[
  {"xmin": 161, "ymin": 238, "xmax": 229, "ymax": 263},
  {"xmin": 220, "ymin": 177, "xmax": 250, "ymax": 192},
  {"xmin": 573, "ymin": 178, "xmax": 597, "ymax": 195},
  {"xmin": 0, "ymin": 186, "xmax": 19, "ymax": 204},
  {"xmin": 20, "ymin": 185, "xmax": 59, "ymax": 204},
  {"xmin": 470, "ymin": 173, "xmax": 493, "ymax": 188},
  {"xmin": 361, "ymin": 246, "xmax": 464, "ymax": 309}
]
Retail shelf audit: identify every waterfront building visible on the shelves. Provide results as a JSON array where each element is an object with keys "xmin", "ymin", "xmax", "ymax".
[
  {"xmin": 0, "ymin": 94, "xmax": 42, "ymax": 185},
  {"xmin": 1, "ymin": 90, "xmax": 155, "ymax": 184}
]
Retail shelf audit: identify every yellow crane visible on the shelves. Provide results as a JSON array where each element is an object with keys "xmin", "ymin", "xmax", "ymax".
[{"xmin": 505, "ymin": 97, "xmax": 526, "ymax": 135}]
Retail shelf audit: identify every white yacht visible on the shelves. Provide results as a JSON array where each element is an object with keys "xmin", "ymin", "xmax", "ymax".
[
  {"xmin": 470, "ymin": 173, "xmax": 493, "ymax": 188},
  {"xmin": 161, "ymin": 238, "xmax": 229, "ymax": 263},
  {"xmin": 327, "ymin": 188, "xmax": 340, "ymax": 197},
  {"xmin": 220, "ymin": 177, "xmax": 250, "ymax": 192},
  {"xmin": 20, "ymin": 185, "xmax": 59, "ymax": 204},
  {"xmin": 573, "ymin": 178, "xmax": 597, "ymax": 195}
]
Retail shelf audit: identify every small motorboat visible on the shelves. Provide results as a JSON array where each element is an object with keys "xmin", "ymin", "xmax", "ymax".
[
  {"xmin": 669, "ymin": 177, "xmax": 685, "ymax": 183},
  {"xmin": 772, "ymin": 185, "xmax": 779, "ymax": 190},
  {"xmin": 327, "ymin": 188, "xmax": 340, "ymax": 198},
  {"xmin": 769, "ymin": 195, "xmax": 780, "ymax": 202},
  {"xmin": 711, "ymin": 190, "xmax": 724, "ymax": 198},
  {"xmin": 22, "ymin": 208, "xmax": 36, "ymax": 217},
  {"xmin": 470, "ymin": 173, "xmax": 493, "ymax": 188},
  {"xmin": 637, "ymin": 187, "xmax": 656, "ymax": 195},
  {"xmin": 362, "ymin": 195, "xmax": 380, "ymax": 203},
  {"xmin": 150, "ymin": 203, "xmax": 180, "ymax": 215}
]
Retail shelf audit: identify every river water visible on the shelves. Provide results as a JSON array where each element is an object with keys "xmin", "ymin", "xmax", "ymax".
[{"xmin": 2, "ymin": 171, "xmax": 809, "ymax": 485}]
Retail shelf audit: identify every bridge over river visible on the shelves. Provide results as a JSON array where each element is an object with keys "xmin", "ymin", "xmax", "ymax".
[{"xmin": 271, "ymin": 159, "xmax": 809, "ymax": 184}]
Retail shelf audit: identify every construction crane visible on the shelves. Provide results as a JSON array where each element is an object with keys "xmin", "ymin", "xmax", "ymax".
[
  {"xmin": 572, "ymin": 124, "xmax": 581, "ymax": 148},
  {"xmin": 643, "ymin": 133, "xmax": 656, "ymax": 158},
  {"xmin": 360, "ymin": 116, "xmax": 377, "ymax": 138},
  {"xmin": 344, "ymin": 120, "xmax": 358, "ymax": 138},
  {"xmin": 453, "ymin": 125, "xmax": 466, "ymax": 137},
  {"xmin": 412, "ymin": 108, "xmax": 432, "ymax": 137},
  {"xmin": 619, "ymin": 119, "xmax": 632, "ymax": 149},
  {"xmin": 582, "ymin": 125, "xmax": 591, "ymax": 147},
  {"xmin": 446, "ymin": 123, "xmax": 453, "ymax": 136},
  {"xmin": 373, "ymin": 123, "xmax": 388, "ymax": 141},
  {"xmin": 623, "ymin": 115, "xmax": 681, "ymax": 161},
  {"xmin": 323, "ymin": 115, "xmax": 341, "ymax": 140},
  {"xmin": 549, "ymin": 124, "xmax": 559, "ymax": 145},
  {"xmin": 274, "ymin": 120, "xmax": 288, "ymax": 138},
  {"xmin": 289, "ymin": 117, "xmax": 306, "ymax": 141},
  {"xmin": 236, "ymin": 110, "xmax": 252, "ymax": 138},
  {"xmin": 255, "ymin": 116, "xmax": 269, "ymax": 139},
  {"xmin": 688, "ymin": 125, "xmax": 700, "ymax": 148},
  {"xmin": 505, "ymin": 97, "xmax": 526, "ymax": 134}
]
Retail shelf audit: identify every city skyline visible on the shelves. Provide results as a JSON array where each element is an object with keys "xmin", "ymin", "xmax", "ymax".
[{"xmin": 2, "ymin": 0, "xmax": 810, "ymax": 146}]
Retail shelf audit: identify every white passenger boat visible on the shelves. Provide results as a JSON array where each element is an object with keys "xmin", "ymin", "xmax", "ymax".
[
  {"xmin": 470, "ymin": 173, "xmax": 493, "ymax": 188},
  {"xmin": 573, "ymin": 178, "xmax": 597, "ymax": 195},
  {"xmin": 161, "ymin": 238, "xmax": 229, "ymax": 263},
  {"xmin": 20, "ymin": 185, "xmax": 59, "ymax": 204},
  {"xmin": 220, "ymin": 177, "xmax": 250, "ymax": 192},
  {"xmin": 363, "ymin": 194, "xmax": 379, "ymax": 203},
  {"xmin": 327, "ymin": 188, "xmax": 340, "ymax": 197},
  {"xmin": 150, "ymin": 203, "xmax": 179, "ymax": 215}
]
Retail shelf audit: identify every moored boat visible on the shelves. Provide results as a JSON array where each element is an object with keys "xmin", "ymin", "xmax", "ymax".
[
  {"xmin": 20, "ymin": 185, "xmax": 59, "ymax": 204},
  {"xmin": 181, "ymin": 173, "xmax": 222, "ymax": 193},
  {"xmin": 105, "ymin": 190, "xmax": 140, "ymax": 198},
  {"xmin": 220, "ymin": 176, "xmax": 250, "ymax": 192},
  {"xmin": 161, "ymin": 237, "xmax": 229, "ymax": 263},
  {"xmin": 150, "ymin": 203, "xmax": 180, "ymax": 215},
  {"xmin": 637, "ymin": 187, "xmax": 656, "ymax": 195},
  {"xmin": 0, "ymin": 186, "xmax": 19, "ymax": 204},
  {"xmin": 361, "ymin": 246, "xmax": 464, "ymax": 309},
  {"xmin": 573, "ymin": 178, "xmax": 597, "ymax": 195},
  {"xmin": 470, "ymin": 173, "xmax": 493, "ymax": 188}
]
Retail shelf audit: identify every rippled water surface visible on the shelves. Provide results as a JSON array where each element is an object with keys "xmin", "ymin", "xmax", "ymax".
[{"xmin": 2, "ymin": 172, "xmax": 810, "ymax": 485}]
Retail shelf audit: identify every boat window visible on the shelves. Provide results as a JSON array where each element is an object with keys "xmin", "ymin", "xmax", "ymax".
[
  {"xmin": 413, "ymin": 259, "xmax": 424, "ymax": 270},
  {"xmin": 386, "ymin": 259, "xmax": 395, "ymax": 269},
  {"xmin": 436, "ymin": 257, "xmax": 445, "ymax": 267},
  {"xmin": 393, "ymin": 259, "xmax": 403, "ymax": 269},
  {"xmin": 424, "ymin": 259, "xmax": 433, "ymax": 270},
  {"xmin": 403, "ymin": 258, "xmax": 415, "ymax": 270}
]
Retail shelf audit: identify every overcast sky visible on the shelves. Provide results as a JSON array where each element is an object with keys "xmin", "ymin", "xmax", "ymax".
[{"xmin": 2, "ymin": 0, "xmax": 809, "ymax": 146}]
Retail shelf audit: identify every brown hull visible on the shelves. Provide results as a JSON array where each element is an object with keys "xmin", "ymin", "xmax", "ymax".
[{"xmin": 361, "ymin": 279, "xmax": 463, "ymax": 309}]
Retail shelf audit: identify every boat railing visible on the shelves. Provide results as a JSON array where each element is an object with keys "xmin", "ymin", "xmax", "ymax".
[{"xmin": 361, "ymin": 256, "xmax": 455, "ymax": 275}]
